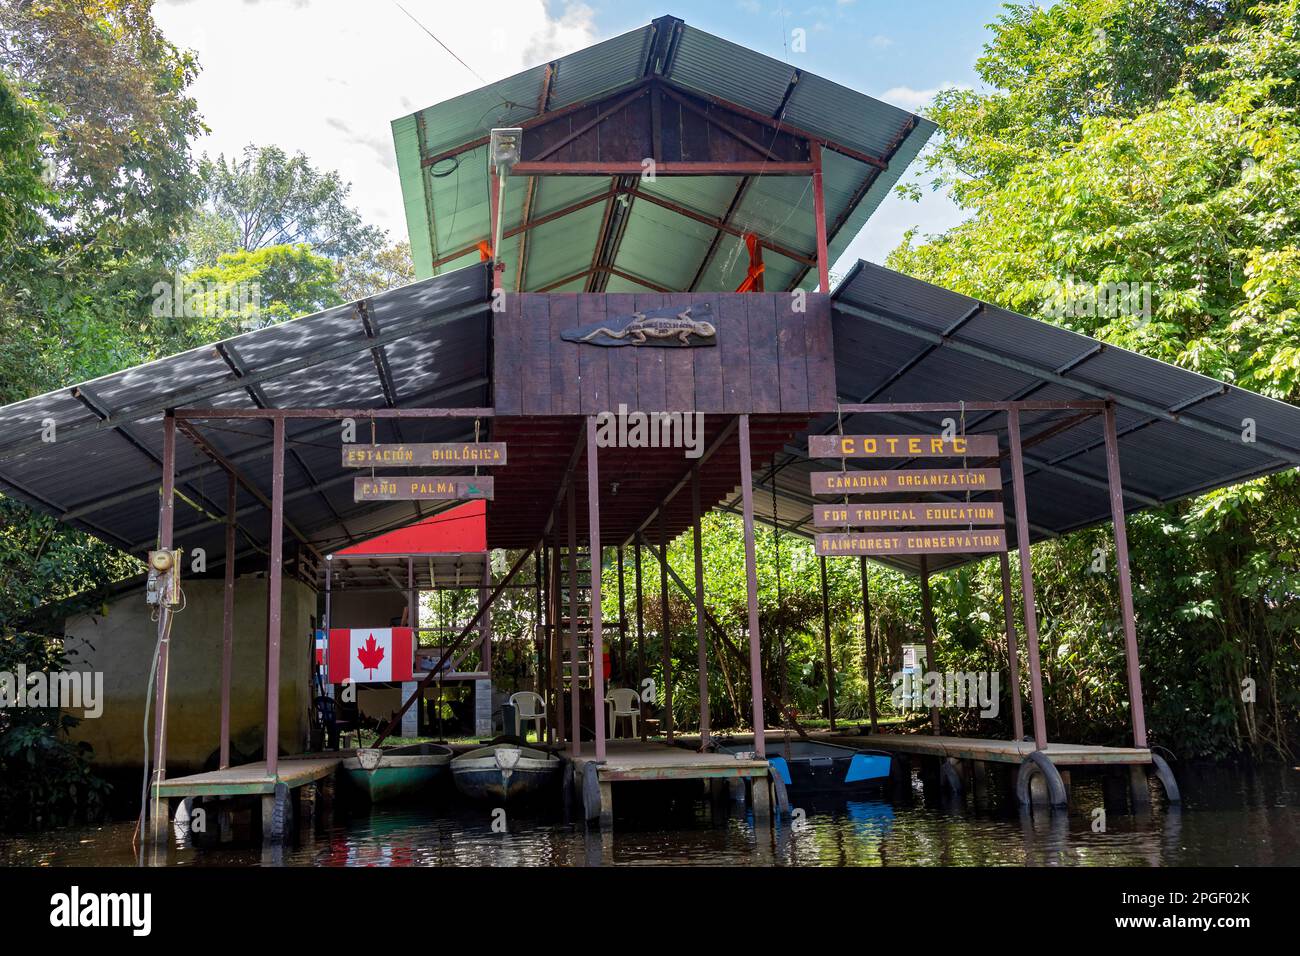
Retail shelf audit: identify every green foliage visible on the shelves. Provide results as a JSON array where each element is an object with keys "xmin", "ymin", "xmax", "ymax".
[
  {"xmin": 166, "ymin": 243, "xmax": 343, "ymax": 343},
  {"xmin": 890, "ymin": 0, "xmax": 1300, "ymax": 757},
  {"xmin": 0, "ymin": 631, "xmax": 112, "ymax": 830},
  {"xmin": 190, "ymin": 144, "xmax": 385, "ymax": 264}
]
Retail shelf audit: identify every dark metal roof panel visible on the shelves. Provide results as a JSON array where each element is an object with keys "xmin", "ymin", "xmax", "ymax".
[
  {"xmin": 0, "ymin": 264, "xmax": 493, "ymax": 563},
  {"xmin": 756, "ymin": 260, "xmax": 1300, "ymax": 575}
]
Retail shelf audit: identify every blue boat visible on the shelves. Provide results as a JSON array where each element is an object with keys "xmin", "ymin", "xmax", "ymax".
[{"xmin": 716, "ymin": 739, "xmax": 893, "ymax": 794}]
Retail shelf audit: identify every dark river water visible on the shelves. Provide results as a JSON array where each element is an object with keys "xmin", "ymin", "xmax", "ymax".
[{"xmin": 1, "ymin": 763, "xmax": 1295, "ymax": 867}]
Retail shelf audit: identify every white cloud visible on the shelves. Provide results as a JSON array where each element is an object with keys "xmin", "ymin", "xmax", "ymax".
[
  {"xmin": 877, "ymin": 82, "xmax": 969, "ymax": 112},
  {"xmin": 153, "ymin": 0, "xmax": 599, "ymax": 245}
]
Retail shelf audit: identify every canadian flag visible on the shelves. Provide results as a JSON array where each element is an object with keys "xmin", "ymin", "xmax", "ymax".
[{"xmin": 327, "ymin": 628, "xmax": 414, "ymax": 684}]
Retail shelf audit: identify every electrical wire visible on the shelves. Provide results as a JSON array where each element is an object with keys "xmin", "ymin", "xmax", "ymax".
[{"xmin": 392, "ymin": 1, "xmax": 488, "ymax": 85}]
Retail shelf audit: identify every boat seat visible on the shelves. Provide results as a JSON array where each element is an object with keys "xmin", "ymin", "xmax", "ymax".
[
  {"xmin": 509, "ymin": 691, "xmax": 546, "ymax": 743},
  {"xmin": 605, "ymin": 687, "xmax": 640, "ymax": 739}
]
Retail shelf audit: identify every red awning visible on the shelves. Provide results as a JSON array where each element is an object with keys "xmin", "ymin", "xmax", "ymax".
[{"xmin": 335, "ymin": 501, "xmax": 486, "ymax": 557}]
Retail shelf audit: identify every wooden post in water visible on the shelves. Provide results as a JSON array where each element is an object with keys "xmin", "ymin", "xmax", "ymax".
[
  {"xmin": 219, "ymin": 471, "xmax": 236, "ymax": 769},
  {"xmin": 586, "ymin": 416, "xmax": 606, "ymax": 758},
  {"xmin": 692, "ymin": 468, "xmax": 709, "ymax": 742},
  {"xmin": 567, "ymin": 480, "xmax": 580, "ymax": 753},
  {"xmin": 859, "ymin": 556, "xmax": 878, "ymax": 733},
  {"xmin": 918, "ymin": 554, "xmax": 940, "ymax": 735},
  {"xmin": 737, "ymin": 415, "xmax": 766, "ymax": 758},
  {"xmin": 551, "ymin": 525, "xmax": 564, "ymax": 746},
  {"xmin": 148, "ymin": 412, "xmax": 176, "ymax": 841},
  {"xmin": 1007, "ymin": 407, "xmax": 1049, "ymax": 751},
  {"xmin": 820, "ymin": 556, "xmax": 835, "ymax": 731},
  {"xmin": 264, "ymin": 414, "xmax": 286, "ymax": 778},
  {"xmin": 658, "ymin": 508, "xmax": 673, "ymax": 740},
  {"xmin": 999, "ymin": 548, "xmax": 1025, "ymax": 742},
  {"xmin": 634, "ymin": 544, "xmax": 647, "ymax": 742},
  {"xmin": 616, "ymin": 546, "xmax": 626, "ymax": 686},
  {"xmin": 1103, "ymin": 403, "xmax": 1148, "ymax": 749}
]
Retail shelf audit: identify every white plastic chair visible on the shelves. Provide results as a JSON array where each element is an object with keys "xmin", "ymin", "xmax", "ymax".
[
  {"xmin": 509, "ymin": 691, "xmax": 546, "ymax": 742},
  {"xmin": 606, "ymin": 688, "xmax": 641, "ymax": 739}
]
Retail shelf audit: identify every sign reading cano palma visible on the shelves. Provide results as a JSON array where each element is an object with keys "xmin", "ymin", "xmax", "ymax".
[
  {"xmin": 342, "ymin": 443, "xmax": 507, "ymax": 468},
  {"xmin": 808, "ymin": 433, "xmax": 998, "ymax": 459},
  {"xmin": 814, "ymin": 502, "xmax": 1005, "ymax": 528},
  {"xmin": 815, "ymin": 530, "xmax": 1007, "ymax": 557},
  {"xmin": 810, "ymin": 468, "xmax": 1001, "ymax": 494},
  {"xmin": 354, "ymin": 476, "xmax": 494, "ymax": 501}
]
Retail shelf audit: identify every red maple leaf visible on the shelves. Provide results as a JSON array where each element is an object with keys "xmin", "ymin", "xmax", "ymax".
[{"xmin": 356, "ymin": 633, "xmax": 385, "ymax": 678}]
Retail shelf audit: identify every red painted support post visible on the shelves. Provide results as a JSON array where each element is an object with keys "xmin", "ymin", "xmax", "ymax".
[
  {"xmin": 811, "ymin": 142, "xmax": 831, "ymax": 294},
  {"xmin": 918, "ymin": 554, "xmax": 941, "ymax": 735},
  {"xmin": 692, "ymin": 468, "xmax": 709, "ymax": 742},
  {"xmin": 859, "ymin": 556, "xmax": 879, "ymax": 732},
  {"xmin": 586, "ymin": 417, "xmax": 606, "ymax": 758},
  {"xmin": 479, "ymin": 556, "xmax": 491, "ymax": 678},
  {"xmin": 265, "ymin": 414, "xmax": 286, "ymax": 777},
  {"xmin": 409, "ymin": 556, "xmax": 419, "ymax": 736},
  {"xmin": 634, "ymin": 544, "xmax": 646, "ymax": 742},
  {"xmin": 1103, "ymin": 403, "xmax": 1148, "ymax": 749},
  {"xmin": 659, "ymin": 508, "xmax": 674, "ymax": 740},
  {"xmin": 551, "ymin": 526, "xmax": 564, "ymax": 746},
  {"xmin": 535, "ymin": 546, "xmax": 545, "ymax": 696},
  {"xmin": 1006, "ymin": 407, "xmax": 1049, "ymax": 751},
  {"xmin": 150, "ymin": 412, "xmax": 176, "ymax": 832},
  {"xmin": 219, "ymin": 471, "xmax": 236, "ymax": 769},
  {"xmin": 737, "ymin": 415, "xmax": 766, "ymax": 758},
  {"xmin": 999, "ymin": 549, "xmax": 1025, "ymax": 742},
  {"xmin": 616, "ymin": 546, "xmax": 627, "ymax": 686},
  {"xmin": 820, "ymin": 556, "xmax": 835, "ymax": 731},
  {"xmin": 567, "ymin": 480, "xmax": 580, "ymax": 753}
]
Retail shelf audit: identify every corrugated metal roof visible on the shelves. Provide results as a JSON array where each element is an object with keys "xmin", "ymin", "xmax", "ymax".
[
  {"xmin": 725, "ymin": 261, "xmax": 1300, "ymax": 575},
  {"xmin": 0, "ymin": 264, "xmax": 494, "ymax": 568},
  {"xmin": 392, "ymin": 15, "xmax": 934, "ymax": 294}
]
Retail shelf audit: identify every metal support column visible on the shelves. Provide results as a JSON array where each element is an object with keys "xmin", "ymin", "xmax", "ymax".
[
  {"xmin": 1103, "ymin": 403, "xmax": 1148, "ymax": 748},
  {"xmin": 1007, "ymin": 407, "xmax": 1049, "ymax": 751},
  {"xmin": 737, "ymin": 415, "xmax": 766, "ymax": 758}
]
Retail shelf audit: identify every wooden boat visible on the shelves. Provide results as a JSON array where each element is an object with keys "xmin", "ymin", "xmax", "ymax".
[
  {"xmin": 715, "ymin": 739, "xmax": 893, "ymax": 794},
  {"xmin": 341, "ymin": 743, "xmax": 453, "ymax": 803},
  {"xmin": 450, "ymin": 743, "xmax": 562, "ymax": 802}
]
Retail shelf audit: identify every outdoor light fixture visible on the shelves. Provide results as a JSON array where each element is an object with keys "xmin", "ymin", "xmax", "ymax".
[
  {"xmin": 489, "ymin": 127, "xmax": 523, "ymax": 173},
  {"xmin": 488, "ymin": 128, "xmax": 523, "ymax": 266}
]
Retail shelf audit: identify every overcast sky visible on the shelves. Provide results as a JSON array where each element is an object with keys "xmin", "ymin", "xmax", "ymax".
[{"xmin": 154, "ymin": 0, "xmax": 1006, "ymax": 268}]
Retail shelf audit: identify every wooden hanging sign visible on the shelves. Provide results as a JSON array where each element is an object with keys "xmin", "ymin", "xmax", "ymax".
[
  {"xmin": 813, "ymin": 502, "xmax": 1005, "ymax": 528},
  {"xmin": 342, "ymin": 443, "xmax": 507, "ymax": 468},
  {"xmin": 808, "ymin": 433, "xmax": 998, "ymax": 459},
  {"xmin": 815, "ymin": 529, "xmax": 1007, "ymax": 556},
  {"xmin": 810, "ymin": 468, "xmax": 1001, "ymax": 494},
  {"xmin": 354, "ymin": 476, "xmax": 494, "ymax": 501}
]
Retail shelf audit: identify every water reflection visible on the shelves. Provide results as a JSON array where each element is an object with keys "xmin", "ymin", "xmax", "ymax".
[{"xmin": 0, "ymin": 763, "xmax": 1293, "ymax": 867}]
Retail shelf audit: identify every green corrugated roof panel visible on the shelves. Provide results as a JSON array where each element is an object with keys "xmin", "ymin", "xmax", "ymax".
[
  {"xmin": 391, "ymin": 15, "xmax": 935, "ymax": 292},
  {"xmin": 521, "ymin": 202, "xmax": 604, "ymax": 290},
  {"xmin": 613, "ymin": 197, "xmax": 717, "ymax": 290}
]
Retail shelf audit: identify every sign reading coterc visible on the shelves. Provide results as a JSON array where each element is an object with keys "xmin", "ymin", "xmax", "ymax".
[
  {"xmin": 813, "ymin": 502, "xmax": 1005, "ymax": 528},
  {"xmin": 354, "ymin": 476, "xmax": 494, "ymax": 501},
  {"xmin": 815, "ymin": 530, "xmax": 1007, "ymax": 556},
  {"xmin": 810, "ymin": 468, "xmax": 1001, "ymax": 494},
  {"xmin": 808, "ymin": 434, "xmax": 998, "ymax": 459},
  {"xmin": 342, "ymin": 443, "xmax": 507, "ymax": 468}
]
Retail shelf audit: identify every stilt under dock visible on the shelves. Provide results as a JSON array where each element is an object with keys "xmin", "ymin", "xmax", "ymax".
[
  {"xmin": 565, "ymin": 739, "xmax": 771, "ymax": 828},
  {"xmin": 151, "ymin": 756, "xmax": 341, "ymax": 844}
]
